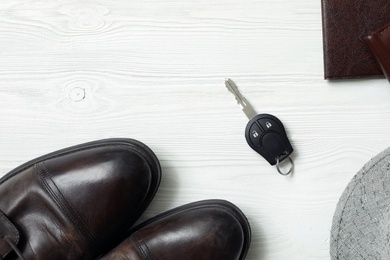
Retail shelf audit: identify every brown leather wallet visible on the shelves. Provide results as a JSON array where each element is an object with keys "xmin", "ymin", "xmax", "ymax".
[
  {"xmin": 321, "ymin": 0, "xmax": 390, "ymax": 79},
  {"xmin": 365, "ymin": 23, "xmax": 390, "ymax": 82}
]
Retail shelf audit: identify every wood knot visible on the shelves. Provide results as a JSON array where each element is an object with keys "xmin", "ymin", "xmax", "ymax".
[{"xmin": 69, "ymin": 87, "xmax": 86, "ymax": 102}]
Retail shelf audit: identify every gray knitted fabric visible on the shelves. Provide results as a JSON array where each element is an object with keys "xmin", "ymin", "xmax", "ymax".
[{"xmin": 331, "ymin": 147, "xmax": 390, "ymax": 259}]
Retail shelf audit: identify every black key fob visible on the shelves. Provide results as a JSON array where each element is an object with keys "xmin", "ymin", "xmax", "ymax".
[{"xmin": 245, "ymin": 114, "xmax": 293, "ymax": 166}]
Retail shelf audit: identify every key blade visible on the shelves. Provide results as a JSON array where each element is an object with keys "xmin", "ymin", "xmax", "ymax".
[
  {"xmin": 225, "ymin": 78, "xmax": 257, "ymax": 120},
  {"xmin": 225, "ymin": 78, "xmax": 246, "ymax": 109}
]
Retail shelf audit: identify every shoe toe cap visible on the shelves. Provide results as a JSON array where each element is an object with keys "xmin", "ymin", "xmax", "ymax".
[{"xmin": 130, "ymin": 200, "xmax": 250, "ymax": 260}]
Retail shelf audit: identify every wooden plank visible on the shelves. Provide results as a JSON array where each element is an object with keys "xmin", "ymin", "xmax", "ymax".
[{"xmin": 1, "ymin": 0, "xmax": 390, "ymax": 259}]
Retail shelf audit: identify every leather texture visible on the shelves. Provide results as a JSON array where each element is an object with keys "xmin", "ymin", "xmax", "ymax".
[
  {"xmin": 0, "ymin": 138, "xmax": 161, "ymax": 259},
  {"xmin": 100, "ymin": 200, "xmax": 251, "ymax": 260},
  {"xmin": 365, "ymin": 22, "xmax": 390, "ymax": 82},
  {"xmin": 321, "ymin": 0, "xmax": 390, "ymax": 79},
  {"xmin": 0, "ymin": 209, "xmax": 19, "ymax": 257}
]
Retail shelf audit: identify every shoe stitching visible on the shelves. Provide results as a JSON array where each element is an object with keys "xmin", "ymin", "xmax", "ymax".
[
  {"xmin": 130, "ymin": 233, "xmax": 150, "ymax": 260},
  {"xmin": 141, "ymin": 240, "xmax": 155, "ymax": 260},
  {"xmin": 42, "ymin": 161, "xmax": 96, "ymax": 240},
  {"xmin": 35, "ymin": 163, "xmax": 96, "ymax": 246},
  {"xmin": 40, "ymin": 162, "xmax": 96, "ymax": 243}
]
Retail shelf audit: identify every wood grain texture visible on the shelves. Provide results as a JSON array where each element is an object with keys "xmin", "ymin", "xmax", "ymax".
[{"xmin": 1, "ymin": 1, "xmax": 390, "ymax": 259}]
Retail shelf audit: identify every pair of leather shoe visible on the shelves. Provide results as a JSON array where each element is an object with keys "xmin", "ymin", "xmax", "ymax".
[{"xmin": 0, "ymin": 139, "xmax": 251, "ymax": 259}]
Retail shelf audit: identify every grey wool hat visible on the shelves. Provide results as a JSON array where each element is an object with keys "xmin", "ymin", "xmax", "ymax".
[{"xmin": 331, "ymin": 147, "xmax": 390, "ymax": 259}]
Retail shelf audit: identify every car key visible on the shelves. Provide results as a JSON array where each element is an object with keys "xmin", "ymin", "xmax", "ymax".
[{"xmin": 225, "ymin": 78, "xmax": 294, "ymax": 175}]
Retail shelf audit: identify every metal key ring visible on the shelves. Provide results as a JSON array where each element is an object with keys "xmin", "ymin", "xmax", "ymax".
[{"xmin": 276, "ymin": 156, "xmax": 294, "ymax": 176}]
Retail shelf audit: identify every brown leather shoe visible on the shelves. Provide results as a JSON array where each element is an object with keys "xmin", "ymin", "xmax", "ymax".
[
  {"xmin": 0, "ymin": 138, "xmax": 161, "ymax": 259},
  {"xmin": 100, "ymin": 200, "xmax": 251, "ymax": 260}
]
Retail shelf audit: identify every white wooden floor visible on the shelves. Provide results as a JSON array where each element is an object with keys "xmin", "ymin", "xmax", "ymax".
[{"xmin": 1, "ymin": 1, "xmax": 390, "ymax": 259}]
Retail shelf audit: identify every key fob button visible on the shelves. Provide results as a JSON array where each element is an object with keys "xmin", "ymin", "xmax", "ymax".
[
  {"xmin": 258, "ymin": 118, "xmax": 281, "ymax": 133},
  {"xmin": 248, "ymin": 122, "xmax": 262, "ymax": 148}
]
